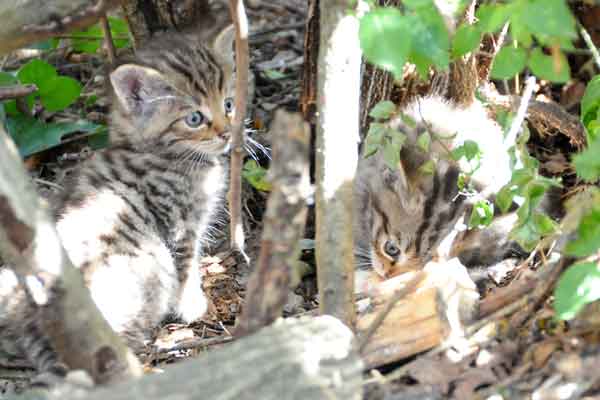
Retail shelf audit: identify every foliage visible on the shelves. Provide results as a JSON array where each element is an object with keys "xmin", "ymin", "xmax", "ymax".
[
  {"xmin": 358, "ymin": 0, "xmax": 576, "ymax": 83},
  {"xmin": 242, "ymin": 160, "xmax": 272, "ymax": 192},
  {"xmin": 71, "ymin": 17, "xmax": 131, "ymax": 54}
]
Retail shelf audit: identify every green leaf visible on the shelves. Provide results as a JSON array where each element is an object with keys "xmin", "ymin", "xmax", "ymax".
[
  {"xmin": 475, "ymin": 4, "xmax": 511, "ymax": 33},
  {"xmin": 581, "ymin": 75, "xmax": 600, "ymax": 140},
  {"xmin": 490, "ymin": 46, "xmax": 527, "ymax": 79},
  {"xmin": 359, "ymin": 7, "xmax": 412, "ymax": 80},
  {"xmin": 532, "ymin": 212, "xmax": 558, "ymax": 236},
  {"xmin": 5, "ymin": 115, "xmax": 100, "ymax": 156},
  {"xmin": 107, "ymin": 17, "xmax": 131, "ymax": 49},
  {"xmin": 452, "ymin": 139, "xmax": 480, "ymax": 162},
  {"xmin": 404, "ymin": 4, "xmax": 450, "ymax": 75},
  {"xmin": 0, "ymin": 72, "xmax": 18, "ymax": 86},
  {"xmin": 565, "ymin": 208, "xmax": 600, "ymax": 257},
  {"xmin": 369, "ymin": 100, "xmax": 396, "ymax": 120},
  {"xmin": 71, "ymin": 17, "xmax": 131, "ymax": 54},
  {"xmin": 521, "ymin": 0, "xmax": 577, "ymax": 43},
  {"xmin": 528, "ymin": 48, "xmax": 570, "ymax": 83},
  {"xmin": 39, "ymin": 76, "xmax": 82, "ymax": 112},
  {"xmin": 510, "ymin": 219, "xmax": 539, "ymax": 251},
  {"xmin": 263, "ymin": 69, "xmax": 286, "ymax": 80},
  {"xmin": 17, "ymin": 59, "xmax": 57, "ymax": 92},
  {"xmin": 382, "ymin": 135, "xmax": 401, "ymax": 168},
  {"xmin": 469, "ymin": 200, "xmax": 494, "ymax": 228},
  {"xmin": 417, "ymin": 130, "xmax": 431, "ymax": 152},
  {"xmin": 554, "ymin": 262, "xmax": 600, "ymax": 320},
  {"xmin": 496, "ymin": 184, "xmax": 516, "ymax": 214},
  {"xmin": 419, "ymin": 159, "xmax": 435, "ymax": 175},
  {"xmin": 452, "ymin": 24, "xmax": 481, "ymax": 58},
  {"xmin": 573, "ymin": 140, "xmax": 600, "ymax": 182},
  {"xmin": 242, "ymin": 160, "xmax": 271, "ymax": 192}
]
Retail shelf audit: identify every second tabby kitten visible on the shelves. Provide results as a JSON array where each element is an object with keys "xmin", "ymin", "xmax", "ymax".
[
  {"xmin": 354, "ymin": 96, "xmax": 520, "ymax": 293},
  {"xmin": 0, "ymin": 25, "xmax": 235, "ymax": 376}
]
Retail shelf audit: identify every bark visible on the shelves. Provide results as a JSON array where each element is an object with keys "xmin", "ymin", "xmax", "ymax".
[
  {"xmin": 7, "ymin": 316, "xmax": 363, "ymax": 400},
  {"xmin": 300, "ymin": 0, "xmax": 319, "ymax": 124},
  {"xmin": 121, "ymin": 0, "xmax": 213, "ymax": 44},
  {"xmin": 315, "ymin": 0, "xmax": 361, "ymax": 328},
  {"xmin": 0, "ymin": 0, "xmax": 122, "ymax": 55},
  {"xmin": 227, "ymin": 0, "xmax": 249, "ymax": 255},
  {"xmin": 0, "ymin": 127, "xmax": 142, "ymax": 384},
  {"xmin": 235, "ymin": 111, "xmax": 311, "ymax": 337}
]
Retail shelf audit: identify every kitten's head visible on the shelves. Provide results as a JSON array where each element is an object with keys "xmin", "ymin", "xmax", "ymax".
[
  {"xmin": 354, "ymin": 150, "xmax": 430, "ymax": 287},
  {"xmin": 109, "ymin": 25, "xmax": 235, "ymax": 157}
]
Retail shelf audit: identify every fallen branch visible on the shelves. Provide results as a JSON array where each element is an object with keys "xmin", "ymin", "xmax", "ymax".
[
  {"xmin": 235, "ymin": 110, "xmax": 311, "ymax": 337},
  {"xmin": 0, "ymin": 84, "xmax": 37, "ymax": 101},
  {"xmin": 227, "ymin": 0, "xmax": 249, "ymax": 257},
  {"xmin": 99, "ymin": 15, "xmax": 116, "ymax": 66},
  {"xmin": 0, "ymin": 126, "xmax": 141, "ymax": 384},
  {"xmin": 7, "ymin": 316, "xmax": 363, "ymax": 400},
  {"xmin": 0, "ymin": 0, "xmax": 122, "ymax": 55}
]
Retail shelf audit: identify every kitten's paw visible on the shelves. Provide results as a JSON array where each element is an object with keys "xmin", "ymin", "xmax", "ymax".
[{"xmin": 177, "ymin": 268, "xmax": 208, "ymax": 323}]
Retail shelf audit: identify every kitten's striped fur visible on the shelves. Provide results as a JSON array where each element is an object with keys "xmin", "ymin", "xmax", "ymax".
[
  {"xmin": 0, "ymin": 26, "xmax": 235, "ymax": 378},
  {"xmin": 354, "ymin": 97, "xmax": 522, "ymax": 293}
]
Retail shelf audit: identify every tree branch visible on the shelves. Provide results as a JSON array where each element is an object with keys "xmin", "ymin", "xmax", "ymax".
[
  {"xmin": 0, "ymin": 84, "xmax": 38, "ymax": 101},
  {"xmin": 227, "ymin": 0, "xmax": 249, "ymax": 257},
  {"xmin": 315, "ymin": 0, "xmax": 361, "ymax": 327},
  {"xmin": 235, "ymin": 110, "xmax": 311, "ymax": 337},
  {"xmin": 0, "ymin": 126, "xmax": 141, "ymax": 384},
  {"xmin": 0, "ymin": 0, "xmax": 122, "ymax": 55},
  {"xmin": 6, "ymin": 316, "xmax": 362, "ymax": 400}
]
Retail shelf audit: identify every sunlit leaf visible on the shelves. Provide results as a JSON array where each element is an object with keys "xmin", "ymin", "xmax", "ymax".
[
  {"xmin": 452, "ymin": 24, "xmax": 481, "ymax": 58},
  {"xmin": 554, "ymin": 262, "xmax": 600, "ymax": 320},
  {"xmin": 490, "ymin": 46, "xmax": 527, "ymax": 79},
  {"xmin": 528, "ymin": 48, "xmax": 570, "ymax": 83}
]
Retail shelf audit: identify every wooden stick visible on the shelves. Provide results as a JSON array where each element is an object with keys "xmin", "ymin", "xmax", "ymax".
[
  {"xmin": 235, "ymin": 110, "xmax": 311, "ymax": 337},
  {"xmin": 0, "ymin": 84, "xmax": 37, "ymax": 101},
  {"xmin": 227, "ymin": 0, "xmax": 249, "ymax": 256},
  {"xmin": 99, "ymin": 15, "xmax": 116, "ymax": 66}
]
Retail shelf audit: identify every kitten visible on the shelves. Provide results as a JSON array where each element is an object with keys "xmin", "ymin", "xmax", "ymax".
[
  {"xmin": 353, "ymin": 96, "xmax": 522, "ymax": 293},
  {"xmin": 0, "ymin": 25, "xmax": 235, "ymax": 377}
]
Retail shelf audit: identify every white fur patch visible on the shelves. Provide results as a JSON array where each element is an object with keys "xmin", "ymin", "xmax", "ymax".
[{"xmin": 177, "ymin": 264, "xmax": 207, "ymax": 323}]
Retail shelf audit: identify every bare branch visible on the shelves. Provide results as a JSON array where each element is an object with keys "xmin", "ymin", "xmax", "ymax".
[
  {"xmin": 227, "ymin": 0, "xmax": 249, "ymax": 256},
  {"xmin": 0, "ymin": 84, "xmax": 37, "ymax": 101},
  {"xmin": 235, "ymin": 110, "xmax": 311, "ymax": 337},
  {"xmin": 0, "ymin": 0, "xmax": 122, "ymax": 55},
  {"xmin": 100, "ymin": 15, "xmax": 116, "ymax": 66},
  {"xmin": 0, "ymin": 127, "xmax": 141, "ymax": 384}
]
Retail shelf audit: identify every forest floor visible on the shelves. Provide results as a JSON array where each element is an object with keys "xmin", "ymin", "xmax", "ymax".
[{"xmin": 1, "ymin": 0, "xmax": 600, "ymax": 399}]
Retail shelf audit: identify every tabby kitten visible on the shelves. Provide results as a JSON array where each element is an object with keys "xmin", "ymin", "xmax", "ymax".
[
  {"xmin": 354, "ymin": 96, "xmax": 519, "ymax": 293},
  {"xmin": 0, "ymin": 25, "xmax": 235, "ymax": 376}
]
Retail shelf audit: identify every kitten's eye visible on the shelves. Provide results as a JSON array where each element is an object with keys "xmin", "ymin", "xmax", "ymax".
[
  {"xmin": 383, "ymin": 240, "xmax": 400, "ymax": 258},
  {"xmin": 185, "ymin": 111, "xmax": 205, "ymax": 128},
  {"xmin": 224, "ymin": 97, "xmax": 234, "ymax": 114}
]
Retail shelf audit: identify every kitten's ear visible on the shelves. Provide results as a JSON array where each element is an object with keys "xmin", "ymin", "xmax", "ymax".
[
  {"xmin": 110, "ymin": 64, "xmax": 171, "ymax": 114},
  {"xmin": 212, "ymin": 24, "xmax": 235, "ymax": 65}
]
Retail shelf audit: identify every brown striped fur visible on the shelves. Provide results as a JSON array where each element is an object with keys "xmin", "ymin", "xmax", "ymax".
[
  {"xmin": 0, "ymin": 26, "xmax": 235, "ymax": 378},
  {"xmin": 354, "ymin": 96, "xmax": 524, "ymax": 293}
]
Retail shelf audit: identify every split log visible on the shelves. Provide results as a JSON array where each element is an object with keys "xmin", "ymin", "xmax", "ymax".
[
  {"xmin": 357, "ymin": 259, "xmax": 479, "ymax": 369},
  {"xmin": 235, "ymin": 110, "xmax": 311, "ymax": 336},
  {"xmin": 7, "ymin": 316, "xmax": 363, "ymax": 400},
  {"xmin": 0, "ymin": 0, "xmax": 122, "ymax": 55},
  {"xmin": 0, "ymin": 126, "xmax": 141, "ymax": 384}
]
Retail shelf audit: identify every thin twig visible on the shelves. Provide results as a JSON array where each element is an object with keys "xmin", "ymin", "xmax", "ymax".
[
  {"xmin": 580, "ymin": 26, "xmax": 600, "ymax": 71},
  {"xmin": 99, "ymin": 15, "xmax": 116, "ymax": 66},
  {"xmin": 505, "ymin": 75, "xmax": 536, "ymax": 146},
  {"xmin": 156, "ymin": 335, "xmax": 234, "ymax": 354},
  {"xmin": 227, "ymin": 0, "xmax": 249, "ymax": 258},
  {"xmin": 358, "ymin": 271, "xmax": 426, "ymax": 352},
  {"xmin": 0, "ymin": 84, "xmax": 37, "ymax": 101}
]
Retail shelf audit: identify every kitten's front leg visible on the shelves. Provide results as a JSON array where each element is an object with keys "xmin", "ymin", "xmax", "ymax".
[{"xmin": 172, "ymin": 229, "xmax": 207, "ymax": 323}]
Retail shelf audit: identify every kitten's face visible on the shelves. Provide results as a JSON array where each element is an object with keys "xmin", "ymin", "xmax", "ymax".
[
  {"xmin": 110, "ymin": 26, "xmax": 236, "ymax": 157},
  {"xmin": 354, "ymin": 152, "xmax": 428, "ymax": 290}
]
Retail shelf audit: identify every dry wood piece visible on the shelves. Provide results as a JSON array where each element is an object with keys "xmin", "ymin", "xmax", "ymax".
[
  {"xmin": 0, "ymin": 0, "xmax": 122, "ymax": 54},
  {"xmin": 0, "ymin": 126, "xmax": 141, "ymax": 384},
  {"xmin": 235, "ymin": 110, "xmax": 311, "ymax": 337},
  {"xmin": 5, "ymin": 316, "xmax": 363, "ymax": 400},
  {"xmin": 300, "ymin": 0, "xmax": 319, "ymax": 123},
  {"xmin": 227, "ymin": 0, "xmax": 249, "ymax": 255},
  {"xmin": 357, "ymin": 259, "xmax": 479, "ymax": 369},
  {"xmin": 0, "ymin": 85, "xmax": 37, "ymax": 101},
  {"xmin": 315, "ymin": 0, "xmax": 361, "ymax": 328}
]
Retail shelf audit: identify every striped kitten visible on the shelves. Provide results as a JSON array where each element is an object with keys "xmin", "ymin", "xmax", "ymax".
[
  {"xmin": 0, "ymin": 26, "xmax": 235, "ymax": 377},
  {"xmin": 353, "ymin": 96, "xmax": 521, "ymax": 293}
]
